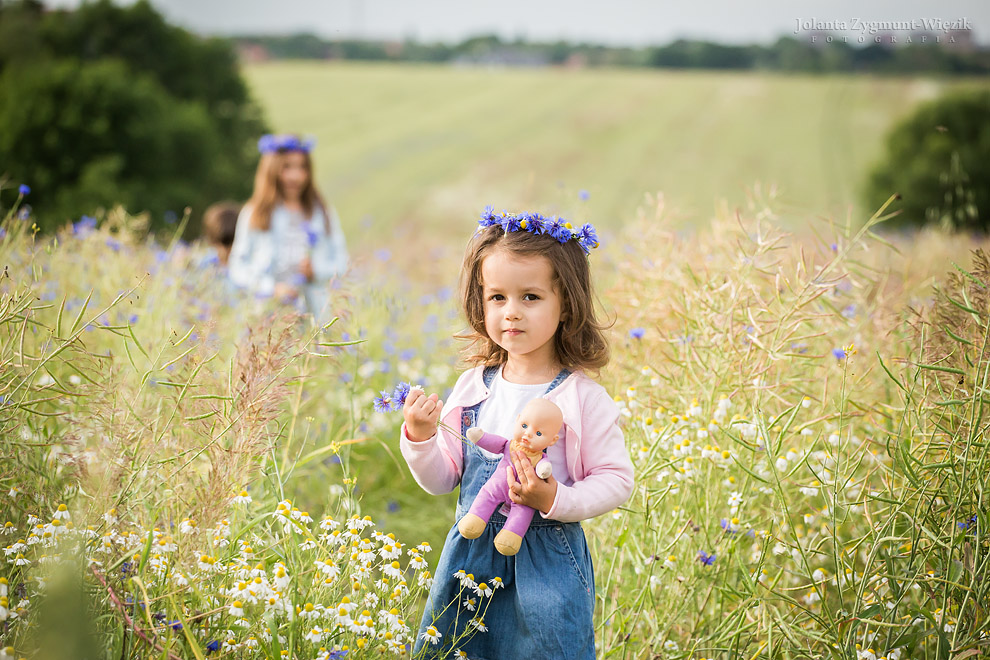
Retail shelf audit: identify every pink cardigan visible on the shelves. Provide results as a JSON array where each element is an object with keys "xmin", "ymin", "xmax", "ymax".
[{"xmin": 399, "ymin": 366, "xmax": 634, "ymax": 523}]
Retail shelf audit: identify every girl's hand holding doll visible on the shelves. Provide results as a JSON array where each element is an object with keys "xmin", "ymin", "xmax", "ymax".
[
  {"xmin": 507, "ymin": 450, "xmax": 558, "ymax": 514},
  {"xmin": 402, "ymin": 388, "xmax": 444, "ymax": 443}
]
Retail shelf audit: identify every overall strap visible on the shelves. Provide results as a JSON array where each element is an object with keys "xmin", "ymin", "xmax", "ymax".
[
  {"xmin": 461, "ymin": 366, "xmax": 499, "ymax": 434},
  {"xmin": 544, "ymin": 369, "xmax": 571, "ymax": 395}
]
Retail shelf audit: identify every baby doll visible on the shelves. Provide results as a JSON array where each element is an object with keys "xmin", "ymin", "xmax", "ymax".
[{"xmin": 457, "ymin": 398, "xmax": 563, "ymax": 556}]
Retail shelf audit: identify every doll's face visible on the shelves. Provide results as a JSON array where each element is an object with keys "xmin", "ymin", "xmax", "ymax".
[{"xmin": 513, "ymin": 399, "xmax": 563, "ymax": 452}]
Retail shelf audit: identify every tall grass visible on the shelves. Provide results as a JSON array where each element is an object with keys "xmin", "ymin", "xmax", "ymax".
[
  {"xmin": 1, "ymin": 189, "xmax": 988, "ymax": 658},
  {"xmin": 591, "ymin": 193, "xmax": 989, "ymax": 658},
  {"xmin": 0, "ymin": 201, "xmax": 463, "ymax": 658}
]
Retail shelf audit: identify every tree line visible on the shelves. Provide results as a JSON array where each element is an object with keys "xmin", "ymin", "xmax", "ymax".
[{"xmin": 235, "ymin": 33, "xmax": 990, "ymax": 75}]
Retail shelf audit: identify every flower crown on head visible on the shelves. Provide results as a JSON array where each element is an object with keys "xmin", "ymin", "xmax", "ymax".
[
  {"xmin": 477, "ymin": 206, "xmax": 600, "ymax": 254},
  {"xmin": 257, "ymin": 134, "xmax": 316, "ymax": 155}
]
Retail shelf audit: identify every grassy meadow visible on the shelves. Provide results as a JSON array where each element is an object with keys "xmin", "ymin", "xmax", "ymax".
[
  {"xmin": 244, "ymin": 61, "xmax": 987, "ymax": 248},
  {"xmin": 1, "ymin": 61, "xmax": 989, "ymax": 658}
]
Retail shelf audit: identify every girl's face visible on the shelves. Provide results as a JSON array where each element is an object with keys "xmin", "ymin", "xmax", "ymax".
[
  {"xmin": 481, "ymin": 250, "xmax": 562, "ymax": 369},
  {"xmin": 277, "ymin": 151, "xmax": 310, "ymax": 200}
]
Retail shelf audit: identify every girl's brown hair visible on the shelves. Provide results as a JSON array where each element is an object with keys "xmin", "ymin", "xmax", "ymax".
[
  {"xmin": 247, "ymin": 148, "xmax": 330, "ymax": 232},
  {"xmin": 459, "ymin": 225, "xmax": 610, "ymax": 373}
]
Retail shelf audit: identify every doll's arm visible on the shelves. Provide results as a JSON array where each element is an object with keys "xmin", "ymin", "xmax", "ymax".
[
  {"xmin": 534, "ymin": 458, "xmax": 553, "ymax": 480},
  {"xmin": 466, "ymin": 428, "xmax": 510, "ymax": 455}
]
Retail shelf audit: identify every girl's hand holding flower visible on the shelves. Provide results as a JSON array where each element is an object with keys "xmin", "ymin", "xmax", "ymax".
[
  {"xmin": 403, "ymin": 388, "xmax": 443, "ymax": 443},
  {"xmin": 273, "ymin": 282, "xmax": 298, "ymax": 300},
  {"xmin": 299, "ymin": 256, "xmax": 314, "ymax": 282}
]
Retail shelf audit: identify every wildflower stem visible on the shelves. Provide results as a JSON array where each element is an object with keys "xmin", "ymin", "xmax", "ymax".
[{"xmin": 91, "ymin": 566, "xmax": 184, "ymax": 660}]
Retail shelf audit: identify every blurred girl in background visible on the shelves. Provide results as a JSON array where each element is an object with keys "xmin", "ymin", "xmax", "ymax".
[{"xmin": 228, "ymin": 134, "xmax": 348, "ymax": 318}]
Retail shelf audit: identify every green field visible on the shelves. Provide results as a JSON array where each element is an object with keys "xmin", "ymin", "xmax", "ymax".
[
  {"xmin": 4, "ymin": 61, "xmax": 990, "ymax": 659},
  {"xmin": 244, "ymin": 61, "xmax": 987, "ymax": 247}
]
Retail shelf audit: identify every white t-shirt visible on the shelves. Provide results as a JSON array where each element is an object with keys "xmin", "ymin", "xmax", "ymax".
[
  {"xmin": 476, "ymin": 367, "xmax": 572, "ymax": 486},
  {"xmin": 273, "ymin": 207, "xmax": 312, "ymax": 282}
]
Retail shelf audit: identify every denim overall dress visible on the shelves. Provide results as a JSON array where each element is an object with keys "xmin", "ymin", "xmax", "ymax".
[{"xmin": 413, "ymin": 367, "xmax": 596, "ymax": 660}]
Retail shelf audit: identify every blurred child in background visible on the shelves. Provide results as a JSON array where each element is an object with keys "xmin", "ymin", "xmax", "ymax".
[
  {"xmin": 228, "ymin": 134, "xmax": 348, "ymax": 318},
  {"xmin": 202, "ymin": 201, "xmax": 240, "ymax": 267}
]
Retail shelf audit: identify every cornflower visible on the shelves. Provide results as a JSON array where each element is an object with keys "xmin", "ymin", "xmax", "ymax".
[{"xmin": 373, "ymin": 390, "xmax": 394, "ymax": 413}]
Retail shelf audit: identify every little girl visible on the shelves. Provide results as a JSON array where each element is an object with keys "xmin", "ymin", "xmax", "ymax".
[
  {"xmin": 400, "ymin": 208, "xmax": 634, "ymax": 659},
  {"xmin": 228, "ymin": 134, "xmax": 348, "ymax": 318}
]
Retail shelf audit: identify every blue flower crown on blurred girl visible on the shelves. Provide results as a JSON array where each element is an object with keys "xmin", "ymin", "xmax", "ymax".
[
  {"xmin": 477, "ymin": 205, "xmax": 600, "ymax": 254},
  {"xmin": 257, "ymin": 133, "xmax": 316, "ymax": 154}
]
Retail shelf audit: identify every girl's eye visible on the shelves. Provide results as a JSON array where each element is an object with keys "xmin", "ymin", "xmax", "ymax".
[
  {"xmin": 536, "ymin": 431, "xmax": 542, "ymax": 437},
  {"xmin": 523, "ymin": 294, "xmax": 540, "ymax": 301},
  {"xmin": 488, "ymin": 294, "xmax": 504, "ymax": 302},
  {"xmin": 521, "ymin": 423, "xmax": 528, "ymax": 429}
]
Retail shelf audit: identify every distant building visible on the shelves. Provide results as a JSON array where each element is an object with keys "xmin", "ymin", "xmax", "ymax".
[
  {"xmin": 563, "ymin": 52, "xmax": 589, "ymax": 69},
  {"xmin": 238, "ymin": 43, "xmax": 270, "ymax": 63},
  {"xmin": 452, "ymin": 47, "xmax": 550, "ymax": 68}
]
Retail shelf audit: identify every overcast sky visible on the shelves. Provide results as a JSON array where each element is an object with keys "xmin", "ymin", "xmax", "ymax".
[{"xmin": 44, "ymin": 0, "xmax": 990, "ymax": 45}]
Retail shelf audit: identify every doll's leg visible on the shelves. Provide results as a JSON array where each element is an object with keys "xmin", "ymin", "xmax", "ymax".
[
  {"xmin": 458, "ymin": 466, "xmax": 509, "ymax": 539},
  {"xmin": 493, "ymin": 504, "xmax": 536, "ymax": 556}
]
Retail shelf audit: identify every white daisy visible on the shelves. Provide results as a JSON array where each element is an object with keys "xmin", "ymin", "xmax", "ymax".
[{"xmin": 420, "ymin": 625, "xmax": 441, "ymax": 645}]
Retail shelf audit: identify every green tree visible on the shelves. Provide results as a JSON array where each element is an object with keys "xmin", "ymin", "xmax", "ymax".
[
  {"xmin": 0, "ymin": 58, "xmax": 228, "ymax": 227},
  {"xmin": 864, "ymin": 89, "xmax": 990, "ymax": 230},
  {"xmin": 0, "ymin": 0, "xmax": 266, "ymax": 233},
  {"xmin": 0, "ymin": 0, "xmax": 48, "ymax": 69}
]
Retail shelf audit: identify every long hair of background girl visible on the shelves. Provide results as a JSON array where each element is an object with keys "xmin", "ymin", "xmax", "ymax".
[{"xmin": 248, "ymin": 149, "xmax": 329, "ymax": 232}]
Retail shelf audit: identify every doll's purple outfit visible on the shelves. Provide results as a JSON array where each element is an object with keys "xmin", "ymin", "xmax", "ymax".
[{"xmin": 468, "ymin": 431, "xmax": 550, "ymax": 538}]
